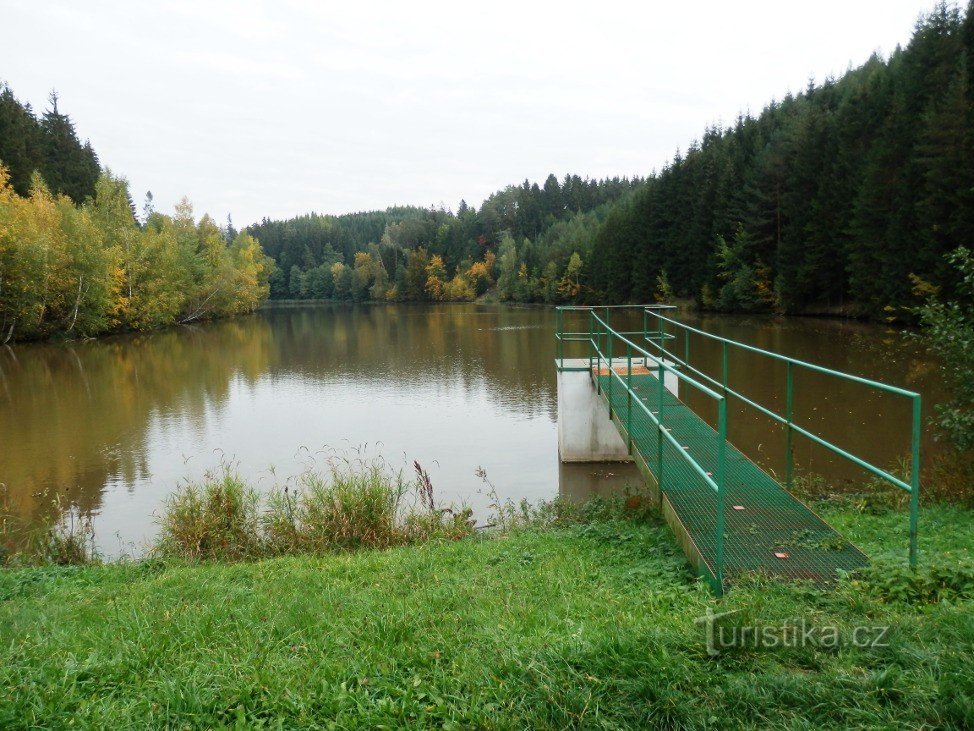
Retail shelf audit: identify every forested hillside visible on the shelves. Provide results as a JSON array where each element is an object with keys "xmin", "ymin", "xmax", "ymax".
[
  {"xmin": 589, "ymin": 2, "xmax": 974, "ymax": 318},
  {"xmin": 250, "ymin": 3, "xmax": 974, "ymax": 320},
  {"xmin": 248, "ymin": 175, "xmax": 641, "ymax": 303},
  {"xmin": 0, "ymin": 86, "xmax": 272, "ymax": 342}
]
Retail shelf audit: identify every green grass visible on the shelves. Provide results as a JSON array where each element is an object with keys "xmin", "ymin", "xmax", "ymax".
[{"xmin": 1, "ymin": 503, "xmax": 972, "ymax": 729}]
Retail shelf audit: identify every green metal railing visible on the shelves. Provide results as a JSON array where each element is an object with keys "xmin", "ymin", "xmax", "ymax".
[
  {"xmin": 557, "ymin": 305, "xmax": 732, "ymax": 590},
  {"xmin": 555, "ymin": 305, "xmax": 922, "ymax": 578},
  {"xmin": 640, "ymin": 309, "xmax": 921, "ymax": 568}
]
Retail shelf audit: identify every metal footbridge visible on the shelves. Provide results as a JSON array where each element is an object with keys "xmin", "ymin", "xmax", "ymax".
[{"xmin": 555, "ymin": 306, "xmax": 921, "ymax": 594}]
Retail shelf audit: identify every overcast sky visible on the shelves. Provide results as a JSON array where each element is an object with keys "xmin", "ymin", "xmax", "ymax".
[{"xmin": 2, "ymin": 0, "xmax": 939, "ymax": 227}]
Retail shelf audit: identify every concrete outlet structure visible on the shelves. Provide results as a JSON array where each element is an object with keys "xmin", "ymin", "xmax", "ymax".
[{"xmin": 556, "ymin": 358, "xmax": 678, "ymax": 462}]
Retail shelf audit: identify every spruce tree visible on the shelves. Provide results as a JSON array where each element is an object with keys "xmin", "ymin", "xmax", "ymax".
[
  {"xmin": 39, "ymin": 92, "xmax": 99, "ymax": 203},
  {"xmin": 0, "ymin": 84, "xmax": 43, "ymax": 196}
]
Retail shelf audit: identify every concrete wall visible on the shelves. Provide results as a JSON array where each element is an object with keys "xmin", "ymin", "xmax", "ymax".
[
  {"xmin": 556, "ymin": 357, "xmax": 679, "ymax": 463},
  {"xmin": 557, "ymin": 359, "xmax": 632, "ymax": 462}
]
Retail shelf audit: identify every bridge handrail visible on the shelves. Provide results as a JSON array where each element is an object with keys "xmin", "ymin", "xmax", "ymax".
[
  {"xmin": 642, "ymin": 307, "xmax": 921, "ymax": 568},
  {"xmin": 554, "ymin": 303, "xmax": 921, "ymax": 574},
  {"xmin": 648, "ymin": 311, "xmax": 920, "ymax": 399},
  {"xmin": 555, "ymin": 307, "xmax": 677, "ymax": 345},
  {"xmin": 589, "ymin": 311, "xmax": 726, "ymax": 402},
  {"xmin": 555, "ymin": 304, "xmax": 731, "ymax": 588},
  {"xmin": 639, "ymin": 341, "xmax": 915, "ymax": 493}
]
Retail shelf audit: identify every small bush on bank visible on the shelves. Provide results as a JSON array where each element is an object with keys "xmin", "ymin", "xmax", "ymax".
[
  {"xmin": 925, "ymin": 450, "xmax": 974, "ymax": 508},
  {"xmin": 27, "ymin": 509, "xmax": 99, "ymax": 566},
  {"xmin": 478, "ymin": 465, "xmax": 657, "ymax": 532},
  {"xmin": 789, "ymin": 465, "xmax": 912, "ymax": 514},
  {"xmin": 847, "ymin": 559, "xmax": 974, "ymax": 604},
  {"xmin": 156, "ymin": 471, "xmax": 263, "ymax": 561},
  {"xmin": 789, "ymin": 454, "xmax": 974, "ymax": 515}
]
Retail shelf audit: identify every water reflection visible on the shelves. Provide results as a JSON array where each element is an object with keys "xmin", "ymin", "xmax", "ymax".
[
  {"xmin": 0, "ymin": 305, "xmax": 639, "ymax": 554},
  {"xmin": 0, "ymin": 304, "xmax": 944, "ymax": 555},
  {"xmin": 0, "ymin": 318, "xmax": 273, "ymax": 516}
]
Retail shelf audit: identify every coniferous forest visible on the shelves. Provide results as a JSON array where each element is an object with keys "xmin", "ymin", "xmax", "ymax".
[
  {"xmin": 588, "ymin": 2, "xmax": 974, "ymax": 319},
  {"xmin": 251, "ymin": 3, "xmax": 974, "ymax": 320}
]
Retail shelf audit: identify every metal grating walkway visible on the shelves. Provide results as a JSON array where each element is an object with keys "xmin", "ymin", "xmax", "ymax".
[{"xmin": 595, "ymin": 369, "xmax": 869, "ymax": 591}]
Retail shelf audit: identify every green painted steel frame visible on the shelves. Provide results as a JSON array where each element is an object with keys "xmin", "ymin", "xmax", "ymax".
[
  {"xmin": 557, "ymin": 305, "xmax": 729, "ymax": 592},
  {"xmin": 640, "ymin": 309, "xmax": 921, "ymax": 568},
  {"xmin": 554, "ymin": 304, "xmax": 922, "ymax": 584}
]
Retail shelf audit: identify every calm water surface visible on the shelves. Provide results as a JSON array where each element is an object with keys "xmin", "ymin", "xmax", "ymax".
[{"xmin": 0, "ymin": 304, "xmax": 945, "ymax": 556}]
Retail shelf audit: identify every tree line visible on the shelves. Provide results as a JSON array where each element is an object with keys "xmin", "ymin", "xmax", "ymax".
[
  {"xmin": 0, "ymin": 87, "xmax": 272, "ymax": 342},
  {"xmin": 247, "ymin": 175, "xmax": 641, "ymax": 304}
]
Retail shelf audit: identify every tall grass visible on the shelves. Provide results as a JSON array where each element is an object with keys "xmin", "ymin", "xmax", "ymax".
[
  {"xmin": 155, "ymin": 458, "xmax": 474, "ymax": 561},
  {"xmin": 26, "ymin": 506, "xmax": 99, "ymax": 566},
  {"xmin": 0, "ymin": 490, "xmax": 99, "ymax": 567},
  {"xmin": 156, "ymin": 471, "xmax": 263, "ymax": 560},
  {"xmin": 926, "ymin": 449, "xmax": 974, "ymax": 507},
  {"xmin": 477, "ymin": 465, "xmax": 654, "ymax": 532}
]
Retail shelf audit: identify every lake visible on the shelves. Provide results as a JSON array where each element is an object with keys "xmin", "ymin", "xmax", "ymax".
[{"xmin": 0, "ymin": 303, "xmax": 945, "ymax": 557}]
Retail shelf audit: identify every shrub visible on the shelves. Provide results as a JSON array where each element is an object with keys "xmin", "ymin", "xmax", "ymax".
[
  {"xmin": 26, "ymin": 507, "xmax": 99, "ymax": 566},
  {"xmin": 913, "ymin": 246, "xmax": 974, "ymax": 451},
  {"xmin": 847, "ymin": 560, "xmax": 974, "ymax": 604},
  {"xmin": 1, "ymin": 492, "xmax": 98, "ymax": 567},
  {"xmin": 478, "ymin": 465, "xmax": 654, "ymax": 532},
  {"xmin": 789, "ymin": 466, "xmax": 910, "ymax": 513}
]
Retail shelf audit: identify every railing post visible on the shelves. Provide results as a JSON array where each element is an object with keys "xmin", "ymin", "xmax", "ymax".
[
  {"xmin": 657, "ymin": 343, "xmax": 664, "ymax": 485},
  {"xmin": 643, "ymin": 309, "xmax": 651, "ymax": 369},
  {"xmin": 684, "ymin": 328, "xmax": 690, "ymax": 368},
  {"xmin": 626, "ymin": 342, "xmax": 633, "ymax": 454},
  {"xmin": 607, "ymin": 317, "xmax": 613, "ymax": 417},
  {"xmin": 910, "ymin": 395, "xmax": 921, "ymax": 569},
  {"xmin": 716, "ymin": 397, "xmax": 727, "ymax": 595},
  {"xmin": 588, "ymin": 310, "xmax": 594, "ymax": 379},
  {"xmin": 721, "ymin": 340, "xmax": 728, "ymax": 396},
  {"xmin": 556, "ymin": 307, "xmax": 563, "ymax": 369},
  {"xmin": 785, "ymin": 361, "xmax": 794, "ymax": 490},
  {"xmin": 594, "ymin": 311, "xmax": 601, "ymax": 394}
]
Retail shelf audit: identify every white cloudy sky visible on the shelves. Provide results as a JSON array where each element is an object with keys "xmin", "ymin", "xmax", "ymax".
[{"xmin": 2, "ymin": 0, "xmax": 938, "ymax": 226}]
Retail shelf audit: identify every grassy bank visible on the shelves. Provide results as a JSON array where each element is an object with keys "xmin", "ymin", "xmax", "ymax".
[{"xmin": 1, "ymin": 498, "xmax": 972, "ymax": 728}]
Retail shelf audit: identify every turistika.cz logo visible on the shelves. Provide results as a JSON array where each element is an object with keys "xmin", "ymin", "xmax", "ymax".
[{"xmin": 695, "ymin": 608, "xmax": 891, "ymax": 657}]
